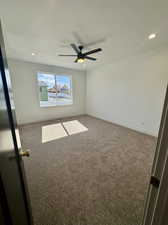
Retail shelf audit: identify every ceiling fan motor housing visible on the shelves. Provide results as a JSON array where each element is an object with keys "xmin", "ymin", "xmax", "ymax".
[
  {"xmin": 58, "ymin": 43, "xmax": 102, "ymax": 62},
  {"xmin": 78, "ymin": 46, "xmax": 84, "ymax": 59}
]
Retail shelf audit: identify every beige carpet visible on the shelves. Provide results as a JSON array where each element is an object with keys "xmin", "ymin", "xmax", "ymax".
[{"xmin": 20, "ymin": 115, "xmax": 157, "ymax": 225}]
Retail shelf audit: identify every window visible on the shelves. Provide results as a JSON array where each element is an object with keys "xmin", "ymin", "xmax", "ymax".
[{"xmin": 38, "ymin": 73, "xmax": 73, "ymax": 107}]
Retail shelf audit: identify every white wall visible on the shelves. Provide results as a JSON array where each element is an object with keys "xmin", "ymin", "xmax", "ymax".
[
  {"xmin": 8, "ymin": 59, "xmax": 86, "ymax": 125},
  {"xmin": 8, "ymin": 47, "xmax": 168, "ymax": 136},
  {"xmin": 86, "ymin": 47, "xmax": 168, "ymax": 137}
]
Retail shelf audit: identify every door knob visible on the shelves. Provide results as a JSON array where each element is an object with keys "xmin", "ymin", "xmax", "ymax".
[{"xmin": 19, "ymin": 149, "xmax": 30, "ymax": 157}]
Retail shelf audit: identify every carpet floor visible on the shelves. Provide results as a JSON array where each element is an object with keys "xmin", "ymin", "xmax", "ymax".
[{"xmin": 20, "ymin": 115, "xmax": 157, "ymax": 225}]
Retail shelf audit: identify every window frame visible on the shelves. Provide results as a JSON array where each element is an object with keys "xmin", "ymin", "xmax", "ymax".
[{"xmin": 37, "ymin": 72, "xmax": 73, "ymax": 107}]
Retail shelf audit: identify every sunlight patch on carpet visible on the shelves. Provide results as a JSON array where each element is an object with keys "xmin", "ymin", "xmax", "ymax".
[
  {"xmin": 63, "ymin": 120, "xmax": 88, "ymax": 135},
  {"xmin": 42, "ymin": 123, "xmax": 67, "ymax": 143},
  {"xmin": 42, "ymin": 120, "xmax": 88, "ymax": 143}
]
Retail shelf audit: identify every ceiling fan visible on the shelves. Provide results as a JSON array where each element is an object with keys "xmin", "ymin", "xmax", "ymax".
[{"xmin": 58, "ymin": 44, "xmax": 102, "ymax": 63}]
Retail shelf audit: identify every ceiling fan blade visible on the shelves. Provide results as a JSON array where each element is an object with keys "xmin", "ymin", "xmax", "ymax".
[
  {"xmin": 84, "ymin": 38, "xmax": 106, "ymax": 48},
  {"xmin": 72, "ymin": 32, "xmax": 85, "ymax": 46},
  {"xmin": 83, "ymin": 48, "xmax": 102, "ymax": 56},
  {"xmin": 71, "ymin": 43, "xmax": 80, "ymax": 54},
  {"xmin": 74, "ymin": 58, "xmax": 78, "ymax": 63},
  {"xmin": 85, "ymin": 56, "xmax": 97, "ymax": 61},
  {"xmin": 58, "ymin": 54, "xmax": 77, "ymax": 56}
]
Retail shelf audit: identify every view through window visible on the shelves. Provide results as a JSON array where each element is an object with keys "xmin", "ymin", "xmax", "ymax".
[{"xmin": 38, "ymin": 73, "xmax": 73, "ymax": 107}]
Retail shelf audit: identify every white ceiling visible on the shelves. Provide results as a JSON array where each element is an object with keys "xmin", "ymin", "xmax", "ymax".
[{"xmin": 0, "ymin": 0, "xmax": 168, "ymax": 71}]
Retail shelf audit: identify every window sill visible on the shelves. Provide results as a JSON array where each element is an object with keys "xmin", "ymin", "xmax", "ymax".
[{"xmin": 39, "ymin": 102, "xmax": 73, "ymax": 108}]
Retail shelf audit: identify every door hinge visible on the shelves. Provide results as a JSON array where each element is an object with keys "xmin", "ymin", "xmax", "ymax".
[{"xmin": 150, "ymin": 176, "xmax": 160, "ymax": 188}]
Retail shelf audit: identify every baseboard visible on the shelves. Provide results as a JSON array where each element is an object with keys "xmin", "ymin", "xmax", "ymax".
[
  {"xmin": 18, "ymin": 114, "xmax": 88, "ymax": 128},
  {"xmin": 85, "ymin": 114, "xmax": 157, "ymax": 138}
]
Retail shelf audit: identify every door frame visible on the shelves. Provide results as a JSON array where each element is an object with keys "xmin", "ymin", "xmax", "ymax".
[
  {"xmin": 150, "ymin": 85, "xmax": 168, "ymax": 225},
  {"xmin": 142, "ymin": 85, "xmax": 168, "ymax": 225}
]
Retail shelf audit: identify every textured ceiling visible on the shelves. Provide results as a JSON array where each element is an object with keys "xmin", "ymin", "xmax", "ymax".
[{"xmin": 0, "ymin": 0, "xmax": 168, "ymax": 70}]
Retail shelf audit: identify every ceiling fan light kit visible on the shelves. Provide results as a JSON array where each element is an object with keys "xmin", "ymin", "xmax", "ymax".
[
  {"xmin": 77, "ymin": 58, "xmax": 85, "ymax": 63},
  {"xmin": 58, "ymin": 43, "xmax": 102, "ymax": 63}
]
